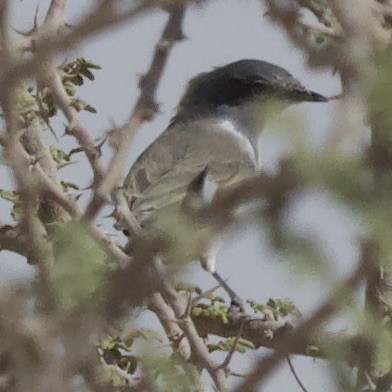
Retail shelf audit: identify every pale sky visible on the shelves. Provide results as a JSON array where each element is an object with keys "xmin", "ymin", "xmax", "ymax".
[{"xmin": 0, "ymin": 1, "xmax": 360, "ymax": 390}]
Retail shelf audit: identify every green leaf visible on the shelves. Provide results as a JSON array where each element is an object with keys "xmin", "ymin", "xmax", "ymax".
[
  {"xmin": 11, "ymin": 204, "xmax": 23, "ymax": 221},
  {"xmin": 247, "ymin": 298, "xmax": 299, "ymax": 320},
  {"xmin": 52, "ymin": 222, "xmax": 110, "ymax": 311},
  {"xmin": 70, "ymin": 98, "xmax": 97, "ymax": 114},
  {"xmin": 68, "ymin": 75, "xmax": 84, "ymax": 86},
  {"xmin": 191, "ymin": 303, "xmax": 230, "ymax": 324},
  {"xmin": 83, "ymin": 103, "xmax": 97, "ymax": 113},
  {"xmin": 207, "ymin": 337, "xmax": 255, "ymax": 354},
  {"xmin": 60, "ymin": 180, "xmax": 80, "ymax": 192},
  {"xmin": 80, "ymin": 68, "xmax": 95, "ymax": 81},
  {"xmin": 50, "ymin": 146, "xmax": 71, "ymax": 163},
  {"xmin": 63, "ymin": 82, "xmax": 76, "ymax": 96},
  {"xmin": 85, "ymin": 60, "xmax": 102, "ymax": 70},
  {"xmin": 0, "ymin": 189, "xmax": 19, "ymax": 203},
  {"xmin": 0, "ymin": 190, "xmax": 23, "ymax": 221}
]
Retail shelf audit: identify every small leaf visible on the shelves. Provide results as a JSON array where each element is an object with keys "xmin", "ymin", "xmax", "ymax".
[
  {"xmin": 247, "ymin": 298, "xmax": 299, "ymax": 321},
  {"xmin": 68, "ymin": 75, "xmax": 84, "ymax": 86},
  {"xmin": 0, "ymin": 190, "xmax": 19, "ymax": 203},
  {"xmin": 83, "ymin": 103, "xmax": 97, "ymax": 113},
  {"xmin": 11, "ymin": 204, "xmax": 23, "ymax": 221},
  {"xmin": 50, "ymin": 146, "xmax": 71, "ymax": 163},
  {"xmin": 61, "ymin": 180, "xmax": 80, "ymax": 192},
  {"xmin": 80, "ymin": 68, "xmax": 95, "ymax": 81},
  {"xmin": 85, "ymin": 60, "xmax": 102, "ymax": 70},
  {"xmin": 70, "ymin": 98, "xmax": 97, "ymax": 114}
]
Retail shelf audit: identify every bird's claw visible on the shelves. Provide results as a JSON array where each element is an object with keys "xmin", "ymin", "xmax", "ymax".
[{"xmin": 229, "ymin": 297, "xmax": 245, "ymax": 316}]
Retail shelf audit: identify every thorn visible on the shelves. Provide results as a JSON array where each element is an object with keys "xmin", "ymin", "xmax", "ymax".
[
  {"xmin": 95, "ymin": 133, "xmax": 108, "ymax": 153},
  {"xmin": 57, "ymin": 160, "xmax": 77, "ymax": 170},
  {"xmin": 327, "ymin": 93, "xmax": 342, "ymax": 100},
  {"xmin": 33, "ymin": 4, "xmax": 40, "ymax": 30},
  {"xmin": 103, "ymin": 210, "xmax": 116, "ymax": 219},
  {"xmin": 41, "ymin": 114, "xmax": 59, "ymax": 142},
  {"xmin": 13, "ymin": 4, "xmax": 40, "ymax": 37},
  {"xmin": 80, "ymin": 183, "xmax": 93, "ymax": 191},
  {"xmin": 177, "ymin": 32, "xmax": 187, "ymax": 41},
  {"xmin": 72, "ymin": 193, "xmax": 83, "ymax": 202},
  {"xmin": 12, "ymin": 27, "xmax": 35, "ymax": 37}
]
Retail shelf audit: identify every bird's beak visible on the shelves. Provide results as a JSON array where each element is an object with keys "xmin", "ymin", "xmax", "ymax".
[{"xmin": 298, "ymin": 89, "xmax": 328, "ymax": 102}]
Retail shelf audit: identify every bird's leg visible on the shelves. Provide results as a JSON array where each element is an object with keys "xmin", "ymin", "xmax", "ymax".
[
  {"xmin": 211, "ymin": 270, "xmax": 245, "ymax": 313},
  {"xmin": 201, "ymin": 252, "xmax": 245, "ymax": 314}
]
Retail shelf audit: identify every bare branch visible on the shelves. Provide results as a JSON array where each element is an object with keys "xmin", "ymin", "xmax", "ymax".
[{"xmin": 218, "ymin": 320, "xmax": 245, "ymax": 371}]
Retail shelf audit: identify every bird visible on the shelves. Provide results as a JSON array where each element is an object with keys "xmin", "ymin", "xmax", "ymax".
[{"xmin": 121, "ymin": 59, "xmax": 327, "ymax": 308}]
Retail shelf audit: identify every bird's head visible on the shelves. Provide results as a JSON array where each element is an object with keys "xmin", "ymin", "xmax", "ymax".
[{"xmin": 174, "ymin": 59, "xmax": 327, "ymax": 135}]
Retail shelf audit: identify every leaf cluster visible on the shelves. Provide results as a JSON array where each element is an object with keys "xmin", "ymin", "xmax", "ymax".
[
  {"xmin": 16, "ymin": 58, "xmax": 101, "ymax": 126},
  {"xmin": 207, "ymin": 337, "xmax": 255, "ymax": 354},
  {"xmin": 0, "ymin": 189, "xmax": 23, "ymax": 221},
  {"xmin": 100, "ymin": 328, "xmax": 163, "ymax": 385},
  {"xmin": 247, "ymin": 298, "xmax": 299, "ymax": 321}
]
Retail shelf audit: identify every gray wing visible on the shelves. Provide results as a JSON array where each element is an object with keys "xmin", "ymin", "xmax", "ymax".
[{"xmin": 123, "ymin": 119, "xmax": 257, "ymax": 225}]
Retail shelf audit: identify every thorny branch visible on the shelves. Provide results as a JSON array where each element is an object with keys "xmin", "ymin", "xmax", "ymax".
[{"xmin": 0, "ymin": 0, "xmax": 391, "ymax": 391}]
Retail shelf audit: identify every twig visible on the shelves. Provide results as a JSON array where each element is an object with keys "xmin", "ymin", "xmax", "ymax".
[
  {"xmin": 152, "ymin": 261, "xmax": 229, "ymax": 392},
  {"xmin": 21, "ymin": 119, "xmax": 71, "ymax": 222},
  {"xmin": 0, "ymin": 1, "xmax": 56, "ymax": 291},
  {"xmin": 112, "ymin": 191, "xmax": 142, "ymax": 236},
  {"xmin": 218, "ymin": 320, "xmax": 245, "ymax": 371},
  {"xmin": 0, "ymin": 1, "xmax": 157, "ymax": 89},
  {"xmin": 48, "ymin": 63, "xmax": 106, "ymax": 182},
  {"xmin": 149, "ymin": 293, "xmax": 205, "ymax": 391},
  {"xmin": 286, "ymin": 355, "xmax": 309, "ymax": 392}
]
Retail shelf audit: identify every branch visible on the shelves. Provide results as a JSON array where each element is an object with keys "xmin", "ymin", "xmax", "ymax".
[
  {"xmin": 48, "ymin": 62, "xmax": 106, "ymax": 182},
  {"xmin": 0, "ymin": 1, "xmax": 161, "ymax": 94},
  {"xmin": 152, "ymin": 263, "xmax": 229, "ymax": 391},
  {"xmin": 0, "ymin": 224, "xmax": 27, "ymax": 257},
  {"xmin": 84, "ymin": 3, "xmax": 187, "ymax": 220},
  {"xmin": 21, "ymin": 119, "xmax": 72, "ymax": 223},
  {"xmin": 149, "ymin": 293, "xmax": 205, "ymax": 391},
  {"xmin": 191, "ymin": 307, "xmax": 370, "ymax": 367},
  {"xmin": 232, "ymin": 247, "xmax": 372, "ymax": 392}
]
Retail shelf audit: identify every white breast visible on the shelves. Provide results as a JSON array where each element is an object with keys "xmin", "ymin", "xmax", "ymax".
[{"xmin": 214, "ymin": 119, "xmax": 257, "ymax": 164}]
